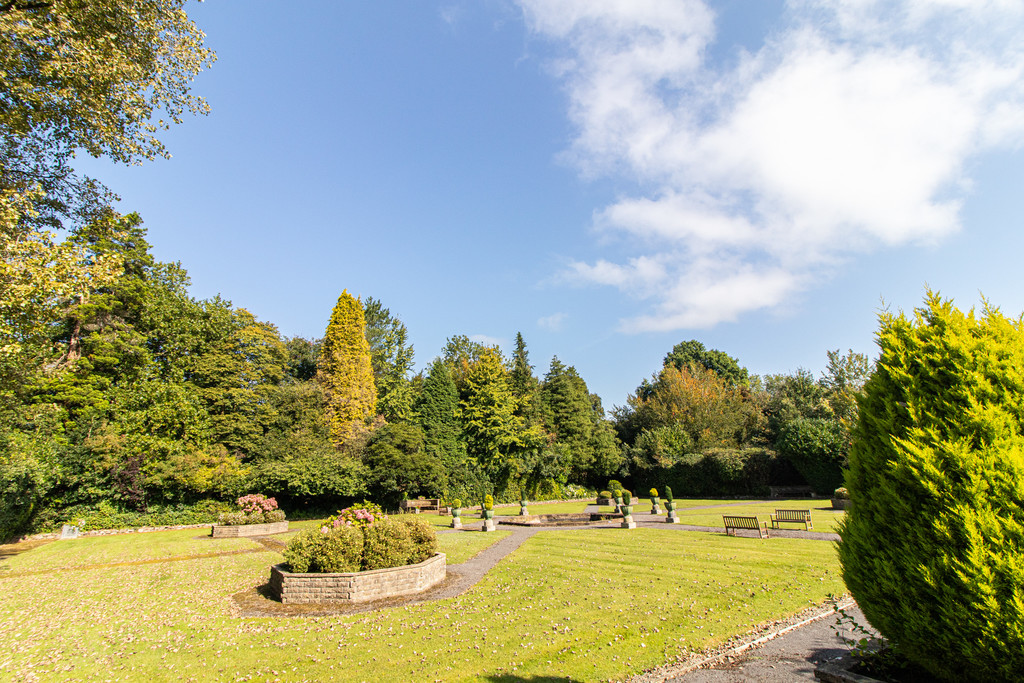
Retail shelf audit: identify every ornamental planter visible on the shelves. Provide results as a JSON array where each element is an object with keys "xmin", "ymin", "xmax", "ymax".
[
  {"xmin": 519, "ymin": 500, "xmax": 529, "ymax": 515},
  {"xmin": 650, "ymin": 498, "xmax": 661, "ymax": 515},
  {"xmin": 831, "ymin": 498, "xmax": 852, "ymax": 510},
  {"xmin": 211, "ymin": 521, "xmax": 288, "ymax": 538},
  {"xmin": 483, "ymin": 509, "xmax": 494, "ymax": 519},
  {"xmin": 451, "ymin": 508, "xmax": 462, "ymax": 529},
  {"xmin": 665, "ymin": 501, "xmax": 678, "ymax": 523},
  {"xmin": 269, "ymin": 553, "xmax": 446, "ymax": 604},
  {"xmin": 621, "ymin": 506, "xmax": 636, "ymax": 529}
]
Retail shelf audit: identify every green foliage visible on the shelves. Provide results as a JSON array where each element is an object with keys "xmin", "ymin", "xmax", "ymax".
[
  {"xmin": 285, "ymin": 513, "xmax": 437, "ymax": 573},
  {"xmin": 414, "ymin": 357, "xmax": 465, "ymax": 478},
  {"xmin": 638, "ymin": 448, "xmax": 777, "ymax": 498},
  {"xmin": 0, "ymin": 0, "xmax": 214, "ymax": 229},
  {"xmin": 622, "ymin": 491, "xmax": 632, "ymax": 506},
  {"xmin": 509, "ymin": 332, "xmax": 541, "ymax": 423},
  {"xmin": 663, "ymin": 340, "xmax": 749, "ymax": 387},
  {"xmin": 839, "ymin": 292, "xmax": 1024, "ymax": 681},
  {"xmin": 284, "ymin": 524, "xmax": 363, "ymax": 574},
  {"xmin": 318, "ymin": 291, "xmax": 376, "ymax": 448},
  {"xmin": 776, "ymin": 417, "xmax": 848, "ymax": 494},
  {"xmin": 363, "ymin": 297, "xmax": 415, "ymax": 422},
  {"xmin": 452, "ymin": 498, "xmax": 461, "ymax": 509},
  {"xmin": 598, "ymin": 490, "xmax": 612, "ymax": 499},
  {"xmin": 833, "ymin": 487, "xmax": 849, "ymax": 499},
  {"xmin": 664, "ymin": 485, "xmax": 673, "ymax": 502},
  {"xmin": 363, "ymin": 423, "xmax": 445, "ymax": 508},
  {"xmin": 484, "ymin": 494, "xmax": 494, "ymax": 510},
  {"xmin": 0, "ymin": 425, "xmax": 62, "ymax": 540},
  {"xmin": 649, "ymin": 488, "xmax": 658, "ymax": 498},
  {"xmin": 607, "ymin": 480, "xmax": 623, "ymax": 495}
]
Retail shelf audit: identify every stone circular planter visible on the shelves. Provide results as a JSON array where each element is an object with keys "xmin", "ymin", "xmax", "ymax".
[
  {"xmin": 483, "ymin": 509, "xmax": 494, "ymax": 519},
  {"xmin": 269, "ymin": 553, "xmax": 446, "ymax": 604},
  {"xmin": 211, "ymin": 520, "xmax": 289, "ymax": 538},
  {"xmin": 451, "ymin": 508, "xmax": 462, "ymax": 518},
  {"xmin": 596, "ymin": 497, "xmax": 612, "ymax": 506},
  {"xmin": 832, "ymin": 498, "xmax": 852, "ymax": 510}
]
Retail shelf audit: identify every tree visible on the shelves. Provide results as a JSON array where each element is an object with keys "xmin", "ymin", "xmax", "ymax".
[
  {"xmin": 415, "ymin": 357, "xmax": 464, "ymax": 476},
  {"xmin": 441, "ymin": 334, "xmax": 492, "ymax": 397},
  {"xmin": 509, "ymin": 332, "xmax": 540, "ymax": 423},
  {"xmin": 540, "ymin": 357, "xmax": 594, "ymax": 479},
  {"xmin": 820, "ymin": 348, "xmax": 873, "ymax": 424},
  {"xmin": 663, "ymin": 340, "xmax": 749, "ymax": 387},
  {"xmin": 363, "ymin": 423, "xmax": 445, "ymax": 508},
  {"xmin": 461, "ymin": 347, "xmax": 536, "ymax": 489},
  {"xmin": 318, "ymin": 291, "xmax": 377, "ymax": 449},
  {"xmin": 1, "ymin": 0, "xmax": 215, "ymax": 228},
  {"xmin": 839, "ymin": 293, "xmax": 1024, "ymax": 680},
  {"xmin": 362, "ymin": 297, "xmax": 414, "ymax": 422}
]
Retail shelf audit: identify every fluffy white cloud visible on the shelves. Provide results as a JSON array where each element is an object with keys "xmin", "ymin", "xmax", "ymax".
[
  {"xmin": 521, "ymin": 0, "xmax": 1024, "ymax": 331},
  {"xmin": 537, "ymin": 312, "xmax": 568, "ymax": 331}
]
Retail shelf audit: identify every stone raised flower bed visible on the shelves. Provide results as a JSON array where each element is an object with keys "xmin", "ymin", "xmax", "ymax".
[
  {"xmin": 269, "ymin": 552, "xmax": 446, "ymax": 604},
  {"xmin": 211, "ymin": 520, "xmax": 289, "ymax": 538}
]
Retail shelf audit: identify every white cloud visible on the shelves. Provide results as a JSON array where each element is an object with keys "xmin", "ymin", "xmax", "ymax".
[
  {"xmin": 520, "ymin": 0, "xmax": 1024, "ymax": 330},
  {"xmin": 537, "ymin": 312, "xmax": 568, "ymax": 330}
]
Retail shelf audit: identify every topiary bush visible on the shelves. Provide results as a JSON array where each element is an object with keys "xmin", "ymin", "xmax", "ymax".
[
  {"xmin": 838, "ymin": 292, "xmax": 1024, "ymax": 681},
  {"xmin": 284, "ymin": 524, "xmax": 363, "ymax": 573}
]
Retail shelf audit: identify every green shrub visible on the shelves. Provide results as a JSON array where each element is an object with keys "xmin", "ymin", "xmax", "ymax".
[
  {"xmin": 452, "ymin": 498, "xmax": 461, "ymax": 509},
  {"xmin": 395, "ymin": 516, "xmax": 438, "ymax": 564},
  {"xmin": 598, "ymin": 490, "xmax": 612, "ymax": 499},
  {"xmin": 776, "ymin": 417, "xmax": 848, "ymax": 495},
  {"xmin": 622, "ymin": 491, "xmax": 632, "ymax": 506},
  {"xmin": 607, "ymin": 480, "xmax": 623, "ymax": 495},
  {"xmin": 833, "ymin": 487, "xmax": 849, "ymax": 500},
  {"xmin": 217, "ymin": 511, "xmax": 248, "ymax": 526},
  {"xmin": 483, "ymin": 494, "xmax": 494, "ymax": 510},
  {"xmin": 283, "ymin": 509, "xmax": 439, "ymax": 573},
  {"xmin": 649, "ymin": 488, "xmax": 658, "ymax": 498},
  {"xmin": 839, "ymin": 293, "xmax": 1024, "ymax": 681},
  {"xmin": 284, "ymin": 524, "xmax": 363, "ymax": 573},
  {"xmin": 363, "ymin": 517, "xmax": 414, "ymax": 571},
  {"xmin": 664, "ymin": 486, "xmax": 673, "ymax": 502}
]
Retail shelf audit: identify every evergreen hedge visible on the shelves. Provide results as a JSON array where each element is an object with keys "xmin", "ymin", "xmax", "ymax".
[{"xmin": 838, "ymin": 293, "xmax": 1024, "ymax": 681}]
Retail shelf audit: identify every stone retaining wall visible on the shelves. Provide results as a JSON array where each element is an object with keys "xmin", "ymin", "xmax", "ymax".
[
  {"xmin": 211, "ymin": 521, "xmax": 289, "ymax": 538},
  {"xmin": 269, "ymin": 553, "xmax": 446, "ymax": 604}
]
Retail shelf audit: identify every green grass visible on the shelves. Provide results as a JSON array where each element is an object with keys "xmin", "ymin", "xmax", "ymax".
[
  {"xmin": 0, "ymin": 528, "xmax": 257, "ymax": 573},
  {"xmin": 674, "ymin": 500, "xmax": 845, "ymax": 533},
  {"xmin": 437, "ymin": 530, "xmax": 512, "ymax": 564},
  {"xmin": 0, "ymin": 524, "xmax": 845, "ymax": 682}
]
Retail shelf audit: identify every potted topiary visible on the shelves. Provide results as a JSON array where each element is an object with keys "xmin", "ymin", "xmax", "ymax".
[
  {"xmin": 519, "ymin": 498, "xmax": 529, "ymax": 515},
  {"xmin": 596, "ymin": 490, "xmax": 613, "ymax": 506},
  {"xmin": 649, "ymin": 487, "xmax": 661, "ymax": 515},
  {"xmin": 621, "ymin": 491, "xmax": 636, "ymax": 529},
  {"xmin": 832, "ymin": 487, "xmax": 851, "ymax": 510},
  {"xmin": 664, "ymin": 486, "xmax": 678, "ymax": 523},
  {"xmin": 482, "ymin": 494, "xmax": 496, "ymax": 532},
  {"xmin": 451, "ymin": 498, "xmax": 463, "ymax": 529}
]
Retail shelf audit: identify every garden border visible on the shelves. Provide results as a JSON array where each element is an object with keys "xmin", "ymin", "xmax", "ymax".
[
  {"xmin": 211, "ymin": 521, "xmax": 289, "ymax": 538},
  {"xmin": 269, "ymin": 552, "xmax": 446, "ymax": 604}
]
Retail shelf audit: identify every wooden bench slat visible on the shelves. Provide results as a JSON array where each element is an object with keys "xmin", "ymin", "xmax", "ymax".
[
  {"xmin": 722, "ymin": 515, "xmax": 769, "ymax": 539},
  {"xmin": 769, "ymin": 509, "xmax": 813, "ymax": 530}
]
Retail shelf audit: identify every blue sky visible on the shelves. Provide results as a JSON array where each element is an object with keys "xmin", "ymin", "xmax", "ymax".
[{"xmin": 78, "ymin": 0, "xmax": 1024, "ymax": 408}]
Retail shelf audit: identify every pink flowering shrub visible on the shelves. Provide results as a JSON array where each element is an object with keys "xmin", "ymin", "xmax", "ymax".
[
  {"xmin": 217, "ymin": 494, "xmax": 286, "ymax": 525},
  {"xmin": 283, "ymin": 505, "xmax": 436, "ymax": 573}
]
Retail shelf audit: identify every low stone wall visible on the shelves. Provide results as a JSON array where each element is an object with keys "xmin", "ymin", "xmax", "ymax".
[
  {"xmin": 500, "ymin": 512, "xmax": 620, "ymax": 527},
  {"xmin": 269, "ymin": 553, "xmax": 446, "ymax": 604},
  {"xmin": 211, "ymin": 521, "xmax": 289, "ymax": 538},
  {"xmin": 831, "ymin": 498, "xmax": 852, "ymax": 511}
]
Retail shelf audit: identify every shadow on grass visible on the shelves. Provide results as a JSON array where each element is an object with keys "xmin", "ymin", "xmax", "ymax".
[{"xmin": 483, "ymin": 676, "xmax": 585, "ymax": 683}]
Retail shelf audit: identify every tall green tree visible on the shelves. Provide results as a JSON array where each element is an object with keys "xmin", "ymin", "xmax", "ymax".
[
  {"xmin": 318, "ymin": 291, "xmax": 377, "ymax": 449},
  {"xmin": 1, "ymin": 0, "xmax": 215, "ymax": 228},
  {"xmin": 540, "ymin": 357, "xmax": 594, "ymax": 477},
  {"xmin": 461, "ymin": 347, "xmax": 536, "ymax": 490},
  {"xmin": 415, "ymin": 357, "xmax": 464, "ymax": 474},
  {"xmin": 509, "ymin": 331, "xmax": 541, "ymax": 424},
  {"xmin": 362, "ymin": 297, "xmax": 414, "ymax": 423},
  {"xmin": 663, "ymin": 340, "xmax": 749, "ymax": 388}
]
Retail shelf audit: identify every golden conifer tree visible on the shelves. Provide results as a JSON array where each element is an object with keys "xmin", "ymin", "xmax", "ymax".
[{"xmin": 318, "ymin": 291, "xmax": 377, "ymax": 448}]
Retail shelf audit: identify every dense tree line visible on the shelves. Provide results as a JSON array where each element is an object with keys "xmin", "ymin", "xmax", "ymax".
[{"xmin": 0, "ymin": 1, "xmax": 874, "ymax": 539}]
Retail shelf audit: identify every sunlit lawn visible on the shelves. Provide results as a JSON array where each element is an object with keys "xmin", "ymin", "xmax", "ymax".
[
  {"xmin": 673, "ymin": 500, "xmax": 845, "ymax": 533},
  {"xmin": 0, "ymin": 523, "xmax": 845, "ymax": 682}
]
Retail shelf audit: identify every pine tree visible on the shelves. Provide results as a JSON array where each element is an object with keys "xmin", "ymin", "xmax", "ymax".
[
  {"xmin": 509, "ymin": 331, "xmax": 541, "ymax": 424},
  {"xmin": 540, "ymin": 357, "xmax": 596, "ymax": 479},
  {"xmin": 362, "ymin": 297, "xmax": 414, "ymax": 422},
  {"xmin": 415, "ymin": 357, "xmax": 464, "ymax": 474},
  {"xmin": 461, "ymin": 347, "xmax": 527, "ymax": 487},
  {"xmin": 317, "ymin": 291, "xmax": 376, "ymax": 449}
]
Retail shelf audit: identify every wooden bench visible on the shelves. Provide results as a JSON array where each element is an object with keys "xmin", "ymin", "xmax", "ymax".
[
  {"xmin": 770, "ymin": 509, "xmax": 813, "ymax": 530},
  {"xmin": 399, "ymin": 498, "xmax": 440, "ymax": 514},
  {"xmin": 723, "ymin": 515, "xmax": 770, "ymax": 539}
]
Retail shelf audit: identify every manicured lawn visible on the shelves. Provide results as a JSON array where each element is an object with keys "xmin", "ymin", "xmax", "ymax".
[
  {"xmin": 437, "ymin": 529, "xmax": 511, "ymax": 564},
  {"xmin": 674, "ymin": 500, "xmax": 845, "ymax": 533},
  {"xmin": 0, "ymin": 525, "xmax": 845, "ymax": 682},
  {"xmin": 0, "ymin": 528, "xmax": 256, "ymax": 573}
]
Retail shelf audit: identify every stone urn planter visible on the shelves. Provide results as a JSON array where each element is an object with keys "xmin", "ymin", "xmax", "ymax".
[
  {"xmin": 519, "ymin": 500, "xmax": 529, "ymax": 515},
  {"xmin": 621, "ymin": 505, "xmax": 636, "ymax": 529},
  {"xmin": 451, "ymin": 507, "xmax": 462, "ymax": 529},
  {"xmin": 650, "ymin": 497, "xmax": 661, "ymax": 515},
  {"xmin": 832, "ymin": 498, "xmax": 852, "ymax": 510},
  {"xmin": 211, "ymin": 520, "xmax": 289, "ymax": 538},
  {"xmin": 665, "ymin": 501, "xmax": 679, "ymax": 523},
  {"xmin": 269, "ymin": 553, "xmax": 446, "ymax": 604}
]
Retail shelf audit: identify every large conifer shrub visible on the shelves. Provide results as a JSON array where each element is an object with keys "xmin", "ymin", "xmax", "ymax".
[{"xmin": 839, "ymin": 293, "xmax": 1024, "ymax": 681}]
